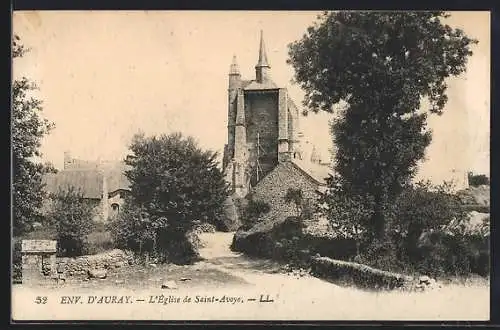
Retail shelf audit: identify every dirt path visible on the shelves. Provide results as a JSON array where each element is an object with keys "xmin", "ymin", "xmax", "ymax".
[
  {"xmin": 193, "ymin": 232, "xmax": 490, "ymax": 321},
  {"xmin": 12, "ymin": 232, "xmax": 490, "ymax": 321},
  {"xmin": 196, "ymin": 232, "xmax": 342, "ymax": 290}
]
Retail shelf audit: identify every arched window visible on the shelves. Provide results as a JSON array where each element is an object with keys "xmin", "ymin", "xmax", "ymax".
[{"xmin": 110, "ymin": 203, "xmax": 120, "ymax": 219}]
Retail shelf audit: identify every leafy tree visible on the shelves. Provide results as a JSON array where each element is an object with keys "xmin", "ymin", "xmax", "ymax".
[
  {"xmin": 468, "ymin": 172, "xmax": 489, "ymax": 186},
  {"xmin": 288, "ymin": 11, "xmax": 477, "ymax": 242},
  {"xmin": 49, "ymin": 187, "xmax": 96, "ymax": 257},
  {"xmin": 122, "ymin": 132, "xmax": 230, "ymax": 263},
  {"xmin": 12, "ymin": 35, "xmax": 55, "ymax": 235}
]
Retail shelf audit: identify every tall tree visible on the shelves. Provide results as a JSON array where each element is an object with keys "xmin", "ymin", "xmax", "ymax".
[
  {"xmin": 121, "ymin": 133, "xmax": 230, "ymax": 263},
  {"xmin": 12, "ymin": 35, "xmax": 55, "ymax": 235},
  {"xmin": 288, "ymin": 11, "xmax": 476, "ymax": 242}
]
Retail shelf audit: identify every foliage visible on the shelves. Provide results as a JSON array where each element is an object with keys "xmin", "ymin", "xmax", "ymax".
[
  {"xmin": 288, "ymin": 11, "xmax": 477, "ymax": 242},
  {"xmin": 468, "ymin": 172, "xmax": 489, "ymax": 186},
  {"xmin": 111, "ymin": 133, "xmax": 229, "ymax": 264},
  {"xmin": 232, "ymin": 216, "xmax": 303, "ymax": 259},
  {"xmin": 192, "ymin": 222, "xmax": 217, "ymax": 234},
  {"xmin": 12, "ymin": 238, "xmax": 23, "ymax": 283},
  {"xmin": 49, "ymin": 187, "xmax": 96, "ymax": 257},
  {"xmin": 240, "ymin": 198, "xmax": 271, "ymax": 228},
  {"xmin": 86, "ymin": 222, "xmax": 114, "ymax": 255},
  {"xmin": 21, "ymin": 224, "xmax": 57, "ymax": 240},
  {"xmin": 390, "ymin": 180, "xmax": 467, "ymax": 252},
  {"xmin": 288, "ymin": 11, "xmax": 477, "ymax": 114},
  {"xmin": 415, "ymin": 231, "xmax": 489, "ymax": 277},
  {"xmin": 107, "ymin": 196, "xmax": 163, "ymax": 258},
  {"xmin": 359, "ymin": 181, "xmax": 487, "ymax": 277},
  {"xmin": 12, "ymin": 35, "xmax": 55, "ymax": 235},
  {"xmin": 319, "ymin": 175, "xmax": 374, "ymax": 249},
  {"xmin": 124, "ymin": 132, "xmax": 230, "ymax": 233}
]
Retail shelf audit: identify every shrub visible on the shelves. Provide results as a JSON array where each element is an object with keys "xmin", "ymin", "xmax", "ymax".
[
  {"xmin": 49, "ymin": 187, "xmax": 95, "ymax": 257},
  {"xmin": 192, "ymin": 222, "xmax": 216, "ymax": 234},
  {"xmin": 12, "ymin": 238, "xmax": 22, "ymax": 284},
  {"xmin": 468, "ymin": 172, "xmax": 489, "ymax": 187},
  {"xmin": 360, "ymin": 180, "xmax": 490, "ymax": 278},
  {"xmin": 231, "ymin": 216, "xmax": 302, "ymax": 258},
  {"xmin": 107, "ymin": 198, "xmax": 200, "ymax": 264},
  {"xmin": 416, "ymin": 231, "xmax": 489, "ymax": 278},
  {"xmin": 107, "ymin": 199, "xmax": 157, "ymax": 256},
  {"xmin": 303, "ymin": 235, "xmax": 358, "ymax": 262},
  {"xmin": 86, "ymin": 222, "xmax": 114, "ymax": 255},
  {"xmin": 319, "ymin": 175, "xmax": 375, "ymax": 254},
  {"xmin": 240, "ymin": 198, "xmax": 271, "ymax": 228}
]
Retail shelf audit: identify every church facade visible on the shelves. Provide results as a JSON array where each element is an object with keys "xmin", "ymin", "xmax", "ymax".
[{"xmin": 223, "ymin": 31, "xmax": 320, "ymax": 198}]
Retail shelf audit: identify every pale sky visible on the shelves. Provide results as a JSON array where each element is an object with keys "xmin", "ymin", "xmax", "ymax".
[{"xmin": 13, "ymin": 11, "xmax": 490, "ymax": 182}]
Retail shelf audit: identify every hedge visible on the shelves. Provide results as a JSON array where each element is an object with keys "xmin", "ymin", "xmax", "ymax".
[{"xmin": 311, "ymin": 256, "xmax": 413, "ymax": 290}]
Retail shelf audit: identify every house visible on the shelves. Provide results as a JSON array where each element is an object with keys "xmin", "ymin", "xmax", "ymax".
[{"xmin": 42, "ymin": 153, "xmax": 131, "ymax": 222}]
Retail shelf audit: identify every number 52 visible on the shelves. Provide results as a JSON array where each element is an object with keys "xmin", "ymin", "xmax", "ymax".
[{"xmin": 34, "ymin": 296, "xmax": 47, "ymax": 304}]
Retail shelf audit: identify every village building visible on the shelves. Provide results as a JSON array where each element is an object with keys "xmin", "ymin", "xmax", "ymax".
[{"xmin": 42, "ymin": 152, "xmax": 131, "ymax": 222}]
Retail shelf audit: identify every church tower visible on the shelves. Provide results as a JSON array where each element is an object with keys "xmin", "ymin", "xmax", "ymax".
[{"xmin": 223, "ymin": 31, "xmax": 302, "ymax": 197}]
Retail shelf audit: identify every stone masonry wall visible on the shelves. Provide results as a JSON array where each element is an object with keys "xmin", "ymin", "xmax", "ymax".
[
  {"xmin": 55, "ymin": 249, "xmax": 134, "ymax": 277},
  {"xmin": 245, "ymin": 91, "xmax": 279, "ymax": 185},
  {"xmin": 251, "ymin": 161, "xmax": 320, "ymax": 224}
]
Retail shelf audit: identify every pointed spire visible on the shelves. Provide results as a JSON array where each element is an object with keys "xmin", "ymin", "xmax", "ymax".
[
  {"xmin": 256, "ymin": 30, "xmax": 270, "ymax": 68},
  {"xmin": 229, "ymin": 54, "xmax": 240, "ymax": 75}
]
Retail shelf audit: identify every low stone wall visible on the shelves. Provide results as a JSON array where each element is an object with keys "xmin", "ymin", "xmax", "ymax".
[
  {"xmin": 55, "ymin": 249, "xmax": 134, "ymax": 277},
  {"xmin": 311, "ymin": 256, "xmax": 414, "ymax": 290}
]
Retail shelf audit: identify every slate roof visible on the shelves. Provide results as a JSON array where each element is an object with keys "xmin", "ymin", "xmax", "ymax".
[
  {"xmin": 43, "ymin": 169, "xmax": 104, "ymax": 199},
  {"xmin": 242, "ymin": 79, "xmax": 279, "ymax": 91},
  {"xmin": 290, "ymin": 158, "xmax": 331, "ymax": 186}
]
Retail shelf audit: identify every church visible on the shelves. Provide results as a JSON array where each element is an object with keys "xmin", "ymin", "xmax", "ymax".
[{"xmin": 223, "ymin": 31, "xmax": 330, "ymax": 223}]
